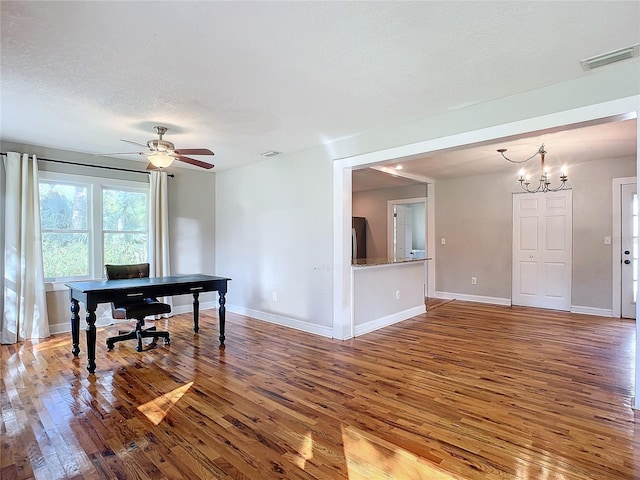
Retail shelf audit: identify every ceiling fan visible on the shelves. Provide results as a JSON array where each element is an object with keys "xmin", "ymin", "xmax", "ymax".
[{"xmin": 102, "ymin": 126, "xmax": 215, "ymax": 170}]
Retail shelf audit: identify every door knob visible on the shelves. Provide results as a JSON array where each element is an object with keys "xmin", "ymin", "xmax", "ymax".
[{"xmin": 624, "ymin": 259, "xmax": 631, "ymax": 264}]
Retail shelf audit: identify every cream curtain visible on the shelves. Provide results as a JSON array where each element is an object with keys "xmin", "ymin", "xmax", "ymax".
[
  {"xmin": 149, "ymin": 170, "xmax": 172, "ymax": 315},
  {"xmin": 1, "ymin": 152, "xmax": 50, "ymax": 344}
]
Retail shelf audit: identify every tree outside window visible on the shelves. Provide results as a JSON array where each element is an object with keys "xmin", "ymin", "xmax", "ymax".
[
  {"xmin": 103, "ymin": 188, "xmax": 147, "ymax": 266},
  {"xmin": 39, "ymin": 182, "xmax": 89, "ymax": 278}
]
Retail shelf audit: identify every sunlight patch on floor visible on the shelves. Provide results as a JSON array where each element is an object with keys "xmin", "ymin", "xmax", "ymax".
[
  {"xmin": 289, "ymin": 430, "xmax": 314, "ymax": 469},
  {"xmin": 341, "ymin": 425, "xmax": 460, "ymax": 480},
  {"xmin": 137, "ymin": 381, "xmax": 193, "ymax": 425}
]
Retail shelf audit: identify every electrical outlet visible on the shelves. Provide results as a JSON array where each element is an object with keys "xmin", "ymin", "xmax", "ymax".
[
  {"xmin": 471, "ymin": 277, "xmax": 477, "ymax": 285},
  {"xmin": 441, "ymin": 237, "xmax": 446, "ymax": 245},
  {"xmin": 272, "ymin": 292, "xmax": 277, "ymax": 301},
  {"xmin": 396, "ymin": 290, "xmax": 401, "ymax": 300}
]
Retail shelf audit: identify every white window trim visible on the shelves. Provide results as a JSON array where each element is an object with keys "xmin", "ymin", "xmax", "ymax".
[{"xmin": 39, "ymin": 171, "xmax": 149, "ymax": 291}]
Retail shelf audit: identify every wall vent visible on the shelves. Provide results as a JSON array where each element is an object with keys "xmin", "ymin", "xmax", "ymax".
[{"xmin": 580, "ymin": 44, "xmax": 640, "ymax": 71}]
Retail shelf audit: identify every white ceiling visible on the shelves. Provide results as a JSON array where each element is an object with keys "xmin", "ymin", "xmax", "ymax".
[{"xmin": 1, "ymin": 1, "xmax": 639, "ymax": 173}]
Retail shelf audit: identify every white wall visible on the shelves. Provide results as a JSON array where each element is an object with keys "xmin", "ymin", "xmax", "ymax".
[
  {"xmin": 214, "ymin": 147, "xmax": 334, "ymax": 336},
  {"xmin": 166, "ymin": 165, "xmax": 217, "ymax": 315},
  {"xmin": 353, "ymin": 261, "xmax": 426, "ymax": 335}
]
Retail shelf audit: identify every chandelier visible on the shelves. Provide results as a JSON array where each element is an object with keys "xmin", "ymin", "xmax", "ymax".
[{"xmin": 498, "ymin": 144, "xmax": 568, "ymax": 193}]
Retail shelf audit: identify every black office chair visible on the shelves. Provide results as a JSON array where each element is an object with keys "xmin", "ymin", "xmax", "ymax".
[{"xmin": 105, "ymin": 263, "xmax": 172, "ymax": 352}]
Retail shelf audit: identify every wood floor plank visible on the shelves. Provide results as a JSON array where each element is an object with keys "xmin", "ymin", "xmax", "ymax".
[{"xmin": 1, "ymin": 300, "xmax": 638, "ymax": 479}]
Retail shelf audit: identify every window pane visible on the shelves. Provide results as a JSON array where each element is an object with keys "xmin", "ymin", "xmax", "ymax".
[
  {"xmin": 42, "ymin": 233, "xmax": 89, "ymax": 278},
  {"xmin": 104, "ymin": 233, "xmax": 148, "ymax": 265},
  {"xmin": 103, "ymin": 190, "xmax": 147, "ymax": 231},
  {"xmin": 39, "ymin": 183, "xmax": 87, "ymax": 229}
]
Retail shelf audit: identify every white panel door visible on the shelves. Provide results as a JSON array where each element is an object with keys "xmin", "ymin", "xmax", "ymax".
[
  {"xmin": 621, "ymin": 183, "xmax": 637, "ymax": 319},
  {"xmin": 394, "ymin": 205, "xmax": 412, "ymax": 258},
  {"xmin": 512, "ymin": 191, "xmax": 572, "ymax": 310}
]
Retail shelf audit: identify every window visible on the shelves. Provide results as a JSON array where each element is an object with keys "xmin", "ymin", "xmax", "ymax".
[
  {"xmin": 39, "ymin": 172, "xmax": 149, "ymax": 282},
  {"xmin": 102, "ymin": 188, "xmax": 148, "ymax": 266}
]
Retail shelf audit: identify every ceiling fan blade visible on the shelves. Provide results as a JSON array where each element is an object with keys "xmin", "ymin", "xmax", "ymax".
[
  {"xmin": 120, "ymin": 139, "xmax": 148, "ymax": 148},
  {"xmin": 174, "ymin": 148, "xmax": 214, "ymax": 156},
  {"xmin": 175, "ymin": 155, "xmax": 215, "ymax": 169}
]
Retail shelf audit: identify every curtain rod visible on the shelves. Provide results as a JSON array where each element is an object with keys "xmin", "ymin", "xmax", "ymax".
[{"xmin": 0, "ymin": 153, "xmax": 175, "ymax": 178}]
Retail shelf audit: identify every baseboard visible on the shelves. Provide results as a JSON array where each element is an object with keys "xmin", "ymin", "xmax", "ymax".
[
  {"xmin": 434, "ymin": 292, "xmax": 614, "ymax": 317},
  {"xmin": 48, "ymin": 299, "xmax": 614, "ymax": 337},
  {"xmin": 226, "ymin": 304, "xmax": 334, "ymax": 338},
  {"xmin": 435, "ymin": 291, "xmax": 511, "ymax": 306},
  {"xmin": 172, "ymin": 301, "xmax": 218, "ymax": 315},
  {"xmin": 354, "ymin": 305, "xmax": 426, "ymax": 337},
  {"xmin": 49, "ymin": 317, "xmax": 129, "ymax": 335},
  {"xmin": 47, "ymin": 304, "xmax": 205, "ymax": 336},
  {"xmin": 570, "ymin": 305, "xmax": 613, "ymax": 317}
]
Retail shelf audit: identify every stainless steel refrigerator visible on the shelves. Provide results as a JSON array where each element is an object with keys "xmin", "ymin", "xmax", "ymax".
[{"xmin": 352, "ymin": 217, "xmax": 367, "ymax": 260}]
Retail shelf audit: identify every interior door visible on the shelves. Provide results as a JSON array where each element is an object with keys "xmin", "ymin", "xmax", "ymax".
[
  {"xmin": 512, "ymin": 190, "xmax": 572, "ymax": 310},
  {"xmin": 621, "ymin": 183, "xmax": 637, "ymax": 319},
  {"xmin": 393, "ymin": 205, "xmax": 412, "ymax": 258}
]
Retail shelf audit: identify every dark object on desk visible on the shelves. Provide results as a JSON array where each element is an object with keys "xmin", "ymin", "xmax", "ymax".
[
  {"xmin": 104, "ymin": 263, "xmax": 172, "ymax": 353},
  {"xmin": 66, "ymin": 274, "xmax": 230, "ymax": 374}
]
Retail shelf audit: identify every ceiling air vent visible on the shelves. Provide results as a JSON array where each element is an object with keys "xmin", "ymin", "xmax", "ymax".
[
  {"xmin": 580, "ymin": 44, "xmax": 640, "ymax": 71},
  {"xmin": 260, "ymin": 150, "xmax": 281, "ymax": 157}
]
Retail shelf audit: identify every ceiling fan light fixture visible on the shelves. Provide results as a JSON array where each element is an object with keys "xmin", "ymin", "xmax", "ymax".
[
  {"xmin": 148, "ymin": 152, "xmax": 174, "ymax": 168},
  {"xmin": 105, "ymin": 126, "xmax": 214, "ymax": 170}
]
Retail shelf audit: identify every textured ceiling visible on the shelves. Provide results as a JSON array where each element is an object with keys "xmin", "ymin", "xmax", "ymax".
[{"xmin": 1, "ymin": 1, "xmax": 639, "ymax": 173}]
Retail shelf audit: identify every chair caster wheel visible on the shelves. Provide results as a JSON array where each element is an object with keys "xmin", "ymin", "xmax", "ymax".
[
  {"xmin": 106, "ymin": 342, "xmax": 114, "ymax": 351},
  {"xmin": 164, "ymin": 338, "xmax": 170, "ymax": 345}
]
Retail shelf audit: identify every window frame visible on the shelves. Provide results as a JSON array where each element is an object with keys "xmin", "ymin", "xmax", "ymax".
[{"xmin": 39, "ymin": 171, "xmax": 149, "ymax": 289}]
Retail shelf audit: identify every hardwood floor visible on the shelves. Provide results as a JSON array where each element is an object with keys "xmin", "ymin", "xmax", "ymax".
[{"xmin": 1, "ymin": 301, "xmax": 638, "ymax": 479}]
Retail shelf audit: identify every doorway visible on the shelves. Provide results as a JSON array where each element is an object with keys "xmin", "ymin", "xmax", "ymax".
[
  {"xmin": 613, "ymin": 177, "xmax": 638, "ymax": 319},
  {"xmin": 621, "ymin": 183, "xmax": 637, "ymax": 318},
  {"xmin": 387, "ymin": 198, "xmax": 427, "ymax": 259}
]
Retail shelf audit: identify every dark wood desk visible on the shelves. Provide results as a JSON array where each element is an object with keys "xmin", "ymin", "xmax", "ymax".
[{"xmin": 66, "ymin": 274, "xmax": 230, "ymax": 374}]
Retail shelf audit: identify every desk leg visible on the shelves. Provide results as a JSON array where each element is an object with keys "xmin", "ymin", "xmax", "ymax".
[
  {"xmin": 192, "ymin": 292, "xmax": 200, "ymax": 333},
  {"xmin": 70, "ymin": 299, "xmax": 80, "ymax": 357},
  {"xmin": 85, "ymin": 309, "xmax": 97, "ymax": 374},
  {"xmin": 218, "ymin": 292, "xmax": 226, "ymax": 346}
]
